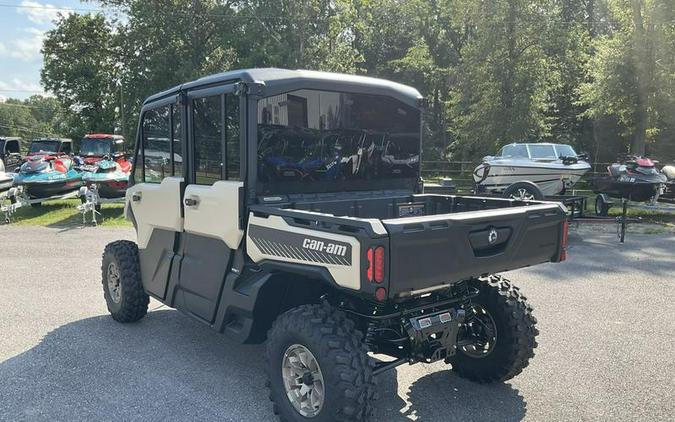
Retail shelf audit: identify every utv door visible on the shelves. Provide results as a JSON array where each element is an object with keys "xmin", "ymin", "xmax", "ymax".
[
  {"xmin": 126, "ymin": 99, "xmax": 185, "ymax": 300},
  {"xmin": 175, "ymin": 85, "xmax": 244, "ymax": 324}
]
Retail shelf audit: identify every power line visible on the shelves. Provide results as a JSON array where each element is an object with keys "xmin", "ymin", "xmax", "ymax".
[
  {"xmin": 0, "ymin": 102, "xmax": 56, "ymax": 112},
  {"xmin": 0, "ymin": 3, "xmax": 104, "ymax": 13},
  {"xmin": 0, "ymin": 89, "xmax": 47, "ymax": 94},
  {"xmin": 0, "ymin": 3, "xmax": 296, "ymax": 20}
]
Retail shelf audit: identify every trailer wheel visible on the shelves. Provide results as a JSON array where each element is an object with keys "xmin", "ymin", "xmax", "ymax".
[
  {"xmin": 502, "ymin": 181, "xmax": 544, "ymax": 201},
  {"xmin": 447, "ymin": 275, "xmax": 538, "ymax": 383},
  {"xmin": 595, "ymin": 194, "xmax": 610, "ymax": 216},
  {"xmin": 101, "ymin": 240, "xmax": 148, "ymax": 323},
  {"xmin": 265, "ymin": 303, "xmax": 376, "ymax": 422}
]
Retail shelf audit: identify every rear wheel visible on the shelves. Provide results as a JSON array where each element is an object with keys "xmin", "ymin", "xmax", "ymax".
[
  {"xmin": 448, "ymin": 275, "xmax": 538, "ymax": 383},
  {"xmin": 502, "ymin": 182, "xmax": 544, "ymax": 201},
  {"xmin": 595, "ymin": 194, "xmax": 610, "ymax": 216},
  {"xmin": 101, "ymin": 240, "xmax": 148, "ymax": 322},
  {"xmin": 265, "ymin": 304, "xmax": 376, "ymax": 422}
]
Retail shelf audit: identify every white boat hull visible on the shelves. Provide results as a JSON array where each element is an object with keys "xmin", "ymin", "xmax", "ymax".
[{"xmin": 474, "ymin": 160, "xmax": 591, "ymax": 196}]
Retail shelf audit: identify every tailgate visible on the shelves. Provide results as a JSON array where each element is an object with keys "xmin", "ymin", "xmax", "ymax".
[{"xmin": 383, "ymin": 203, "xmax": 566, "ymax": 296}]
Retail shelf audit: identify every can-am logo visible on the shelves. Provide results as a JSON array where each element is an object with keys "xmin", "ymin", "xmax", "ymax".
[{"xmin": 302, "ymin": 238, "xmax": 348, "ymax": 257}]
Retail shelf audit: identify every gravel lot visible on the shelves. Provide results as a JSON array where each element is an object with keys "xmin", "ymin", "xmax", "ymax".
[{"xmin": 1, "ymin": 225, "xmax": 673, "ymax": 421}]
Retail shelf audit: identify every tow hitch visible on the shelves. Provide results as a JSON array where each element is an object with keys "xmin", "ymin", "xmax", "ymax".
[{"xmin": 405, "ymin": 308, "xmax": 466, "ymax": 363}]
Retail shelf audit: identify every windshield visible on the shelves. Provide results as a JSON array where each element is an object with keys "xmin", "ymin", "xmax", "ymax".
[
  {"xmin": 29, "ymin": 140, "xmax": 60, "ymax": 154},
  {"xmin": 257, "ymin": 89, "xmax": 421, "ymax": 194},
  {"xmin": 554, "ymin": 144, "xmax": 577, "ymax": 158},
  {"xmin": 500, "ymin": 144, "xmax": 529, "ymax": 158},
  {"xmin": 80, "ymin": 139, "xmax": 112, "ymax": 156},
  {"xmin": 528, "ymin": 144, "xmax": 557, "ymax": 160}
]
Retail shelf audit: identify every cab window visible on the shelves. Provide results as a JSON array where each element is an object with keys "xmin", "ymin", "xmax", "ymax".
[
  {"xmin": 192, "ymin": 93, "xmax": 240, "ymax": 185},
  {"xmin": 142, "ymin": 106, "xmax": 171, "ymax": 183}
]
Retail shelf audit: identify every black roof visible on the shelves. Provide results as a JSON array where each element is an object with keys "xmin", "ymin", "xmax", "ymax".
[{"xmin": 144, "ymin": 68, "xmax": 423, "ymax": 107}]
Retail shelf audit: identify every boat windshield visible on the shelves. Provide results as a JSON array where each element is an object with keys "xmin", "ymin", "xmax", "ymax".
[
  {"xmin": 528, "ymin": 144, "xmax": 557, "ymax": 160},
  {"xmin": 29, "ymin": 140, "xmax": 60, "ymax": 154},
  {"xmin": 500, "ymin": 144, "xmax": 528, "ymax": 159},
  {"xmin": 80, "ymin": 139, "xmax": 112, "ymax": 156},
  {"xmin": 554, "ymin": 144, "xmax": 577, "ymax": 158}
]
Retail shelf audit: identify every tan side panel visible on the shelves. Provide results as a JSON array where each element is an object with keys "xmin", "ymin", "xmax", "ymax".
[
  {"xmin": 246, "ymin": 214, "xmax": 361, "ymax": 290},
  {"xmin": 126, "ymin": 177, "xmax": 184, "ymax": 249},
  {"xmin": 183, "ymin": 181, "xmax": 244, "ymax": 250}
]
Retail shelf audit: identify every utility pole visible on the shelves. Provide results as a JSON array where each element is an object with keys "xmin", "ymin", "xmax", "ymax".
[{"xmin": 119, "ymin": 83, "xmax": 125, "ymax": 137}]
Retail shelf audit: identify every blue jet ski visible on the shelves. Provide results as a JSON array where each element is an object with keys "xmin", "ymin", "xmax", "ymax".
[{"xmin": 13, "ymin": 154, "xmax": 83, "ymax": 199}]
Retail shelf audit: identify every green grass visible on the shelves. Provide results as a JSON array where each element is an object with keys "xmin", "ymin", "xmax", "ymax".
[{"xmin": 3, "ymin": 199, "xmax": 130, "ymax": 228}]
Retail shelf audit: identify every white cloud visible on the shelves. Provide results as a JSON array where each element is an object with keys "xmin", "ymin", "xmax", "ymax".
[
  {"xmin": 17, "ymin": 1, "xmax": 72, "ymax": 25},
  {"xmin": 0, "ymin": 27, "xmax": 45, "ymax": 61},
  {"xmin": 0, "ymin": 78, "xmax": 48, "ymax": 97}
]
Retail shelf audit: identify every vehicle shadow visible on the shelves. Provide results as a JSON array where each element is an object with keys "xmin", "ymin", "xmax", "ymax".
[
  {"xmin": 0, "ymin": 310, "xmax": 526, "ymax": 422},
  {"xmin": 520, "ymin": 230, "xmax": 675, "ymax": 281},
  {"xmin": 375, "ymin": 367, "xmax": 526, "ymax": 422}
]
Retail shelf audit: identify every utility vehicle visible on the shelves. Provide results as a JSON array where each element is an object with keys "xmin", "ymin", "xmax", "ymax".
[
  {"xmin": 0, "ymin": 137, "xmax": 22, "ymax": 172},
  {"xmin": 102, "ymin": 69, "xmax": 569, "ymax": 422}
]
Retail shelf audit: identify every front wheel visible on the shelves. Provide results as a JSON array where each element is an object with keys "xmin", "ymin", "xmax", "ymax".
[
  {"xmin": 101, "ymin": 240, "xmax": 149, "ymax": 322},
  {"xmin": 265, "ymin": 304, "xmax": 377, "ymax": 422},
  {"xmin": 447, "ymin": 275, "xmax": 538, "ymax": 383}
]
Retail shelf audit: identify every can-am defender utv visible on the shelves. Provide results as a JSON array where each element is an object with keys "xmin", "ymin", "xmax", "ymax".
[{"xmin": 102, "ymin": 69, "xmax": 568, "ymax": 421}]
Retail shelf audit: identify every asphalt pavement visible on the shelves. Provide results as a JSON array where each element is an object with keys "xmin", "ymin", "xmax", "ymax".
[{"xmin": 0, "ymin": 225, "xmax": 673, "ymax": 421}]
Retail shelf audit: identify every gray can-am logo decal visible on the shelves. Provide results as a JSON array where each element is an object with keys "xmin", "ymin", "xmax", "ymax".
[
  {"xmin": 302, "ymin": 238, "xmax": 348, "ymax": 257},
  {"xmin": 248, "ymin": 225, "xmax": 352, "ymax": 266},
  {"xmin": 488, "ymin": 228, "xmax": 498, "ymax": 245}
]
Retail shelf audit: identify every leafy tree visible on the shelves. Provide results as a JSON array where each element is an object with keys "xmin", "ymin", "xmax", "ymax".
[
  {"xmin": 579, "ymin": 0, "xmax": 675, "ymax": 156},
  {"xmin": 41, "ymin": 13, "xmax": 119, "ymax": 140}
]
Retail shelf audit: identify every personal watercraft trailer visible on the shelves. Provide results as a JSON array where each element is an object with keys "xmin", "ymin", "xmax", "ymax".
[
  {"xmin": 74, "ymin": 134, "xmax": 132, "ymax": 224},
  {"xmin": 13, "ymin": 138, "xmax": 81, "ymax": 200},
  {"xmin": 593, "ymin": 156, "xmax": 667, "ymax": 216}
]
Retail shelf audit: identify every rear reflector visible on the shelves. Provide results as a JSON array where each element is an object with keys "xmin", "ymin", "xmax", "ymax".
[
  {"xmin": 559, "ymin": 220, "xmax": 569, "ymax": 261},
  {"xmin": 375, "ymin": 287, "xmax": 387, "ymax": 302}
]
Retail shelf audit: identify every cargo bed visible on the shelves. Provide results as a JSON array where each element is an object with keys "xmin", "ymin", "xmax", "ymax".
[{"xmin": 251, "ymin": 192, "xmax": 568, "ymax": 298}]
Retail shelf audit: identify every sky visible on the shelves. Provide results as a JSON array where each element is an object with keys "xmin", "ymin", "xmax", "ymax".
[{"xmin": 0, "ymin": 1, "xmax": 113, "ymax": 101}]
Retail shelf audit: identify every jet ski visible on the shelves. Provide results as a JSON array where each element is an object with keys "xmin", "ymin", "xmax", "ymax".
[
  {"xmin": 13, "ymin": 154, "xmax": 83, "ymax": 199},
  {"xmin": 76, "ymin": 134, "xmax": 131, "ymax": 198},
  {"xmin": 593, "ymin": 156, "xmax": 667, "ymax": 202}
]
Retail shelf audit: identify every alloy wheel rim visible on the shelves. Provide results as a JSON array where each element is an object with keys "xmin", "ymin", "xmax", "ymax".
[
  {"xmin": 461, "ymin": 304, "xmax": 498, "ymax": 358},
  {"xmin": 281, "ymin": 344, "xmax": 325, "ymax": 417},
  {"xmin": 510, "ymin": 188, "xmax": 535, "ymax": 201},
  {"xmin": 107, "ymin": 262, "xmax": 122, "ymax": 303}
]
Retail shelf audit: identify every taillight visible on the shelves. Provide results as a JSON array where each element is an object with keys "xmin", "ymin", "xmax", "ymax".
[
  {"xmin": 366, "ymin": 246, "xmax": 385, "ymax": 283},
  {"xmin": 559, "ymin": 220, "xmax": 569, "ymax": 261}
]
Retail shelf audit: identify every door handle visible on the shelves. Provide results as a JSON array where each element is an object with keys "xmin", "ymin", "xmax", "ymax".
[
  {"xmin": 184, "ymin": 197, "xmax": 199, "ymax": 207},
  {"xmin": 131, "ymin": 192, "xmax": 142, "ymax": 202}
]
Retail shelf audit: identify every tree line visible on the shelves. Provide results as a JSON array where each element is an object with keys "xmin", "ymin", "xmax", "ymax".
[{"xmin": 4, "ymin": 0, "xmax": 675, "ymax": 163}]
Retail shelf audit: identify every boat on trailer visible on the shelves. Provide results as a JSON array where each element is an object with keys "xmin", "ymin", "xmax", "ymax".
[{"xmin": 473, "ymin": 143, "xmax": 591, "ymax": 197}]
